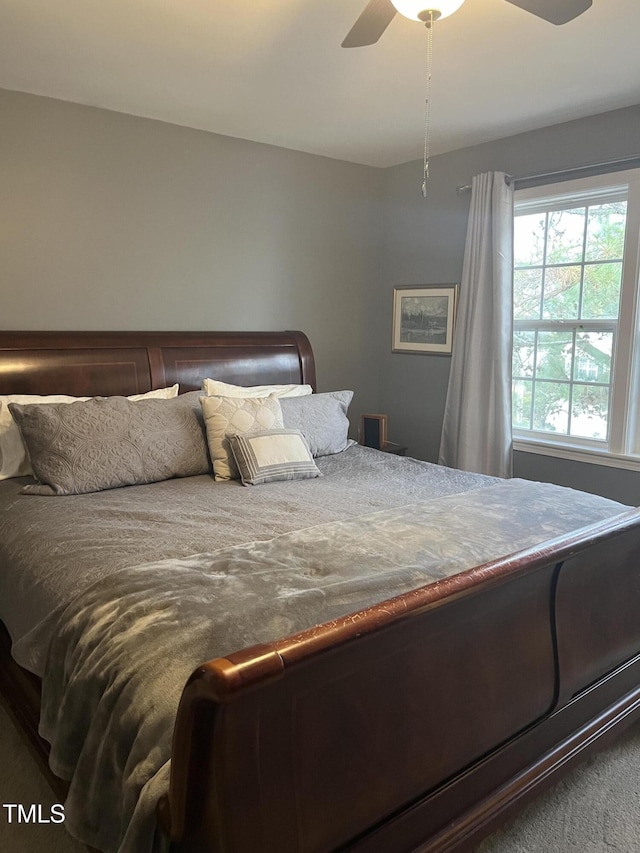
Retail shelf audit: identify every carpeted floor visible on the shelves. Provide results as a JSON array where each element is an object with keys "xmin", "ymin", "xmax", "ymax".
[
  {"xmin": 477, "ymin": 721, "xmax": 640, "ymax": 852},
  {"xmin": 1, "ymin": 700, "xmax": 639, "ymax": 852},
  {"xmin": 0, "ymin": 702, "xmax": 84, "ymax": 852}
]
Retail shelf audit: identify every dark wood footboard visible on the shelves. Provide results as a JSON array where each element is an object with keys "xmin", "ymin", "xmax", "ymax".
[{"xmin": 157, "ymin": 509, "xmax": 640, "ymax": 853}]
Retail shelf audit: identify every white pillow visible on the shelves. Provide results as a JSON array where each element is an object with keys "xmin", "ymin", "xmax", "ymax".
[
  {"xmin": 200, "ymin": 394, "xmax": 284, "ymax": 481},
  {"xmin": 0, "ymin": 385, "xmax": 179, "ymax": 480},
  {"xmin": 201, "ymin": 378, "xmax": 312, "ymax": 398}
]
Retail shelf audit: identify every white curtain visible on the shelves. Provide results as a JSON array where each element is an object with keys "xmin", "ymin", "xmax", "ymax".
[{"xmin": 438, "ymin": 171, "xmax": 514, "ymax": 478}]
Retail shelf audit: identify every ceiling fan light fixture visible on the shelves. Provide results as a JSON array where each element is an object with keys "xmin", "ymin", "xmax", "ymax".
[{"xmin": 390, "ymin": 0, "xmax": 465, "ymax": 23}]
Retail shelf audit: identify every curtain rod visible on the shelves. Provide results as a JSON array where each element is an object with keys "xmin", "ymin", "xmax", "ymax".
[{"xmin": 456, "ymin": 154, "xmax": 640, "ymax": 194}]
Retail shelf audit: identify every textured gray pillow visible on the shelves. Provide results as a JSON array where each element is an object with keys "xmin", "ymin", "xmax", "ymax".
[
  {"xmin": 280, "ymin": 391, "xmax": 355, "ymax": 457},
  {"xmin": 9, "ymin": 392, "xmax": 210, "ymax": 495}
]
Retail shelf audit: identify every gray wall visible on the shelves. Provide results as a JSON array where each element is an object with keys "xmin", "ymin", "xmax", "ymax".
[
  {"xmin": 0, "ymin": 88, "xmax": 383, "ymax": 424},
  {"xmin": 379, "ymin": 104, "xmax": 640, "ymax": 504}
]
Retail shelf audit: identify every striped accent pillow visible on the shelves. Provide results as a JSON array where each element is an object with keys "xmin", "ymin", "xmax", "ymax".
[{"xmin": 229, "ymin": 429, "xmax": 321, "ymax": 486}]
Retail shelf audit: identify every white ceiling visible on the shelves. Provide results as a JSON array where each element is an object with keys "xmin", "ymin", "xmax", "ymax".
[{"xmin": 1, "ymin": 0, "xmax": 640, "ymax": 168}]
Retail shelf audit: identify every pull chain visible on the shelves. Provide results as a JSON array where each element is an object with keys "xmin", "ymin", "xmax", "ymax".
[{"xmin": 422, "ymin": 12, "xmax": 434, "ymax": 198}]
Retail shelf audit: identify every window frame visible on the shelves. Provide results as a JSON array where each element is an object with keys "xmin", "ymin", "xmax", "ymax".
[{"xmin": 512, "ymin": 169, "xmax": 640, "ymax": 472}]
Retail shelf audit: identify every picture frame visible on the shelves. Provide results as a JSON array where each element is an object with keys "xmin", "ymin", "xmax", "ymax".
[
  {"xmin": 359, "ymin": 414, "xmax": 388, "ymax": 450},
  {"xmin": 392, "ymin": 284, "xmax": 459, "ymax": 355}
]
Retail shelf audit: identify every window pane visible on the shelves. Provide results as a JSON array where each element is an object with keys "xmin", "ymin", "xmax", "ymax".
[
  {"xmin": 546, "ymin": 208, "xmax": 585, "ymax": 264},
  {"xmin": 514, "ymin": 213, "xmax": 546, "ymax": 267},
  {"xmin": 513, "ymin": 331, "xmax": 536, "ymax": 378},
  {"xmin": 514, "ymin": 269, "xmax": 543, "ymax": 319},
  {"xmin": 542, "ymin": 265, "xmax": 581, "ymax": 319},
  {"xmin": 581, "ymin": 262, "xmax": 622, "ymax": 319},
  {"xmin": 536, "ymin": 331, "xmax": 572, "ymax": 381},
  {"xmin": 573, "ymin": 332, "xmax": 612, "ymax": 384},
  {"xmin": 533, "ymin": 382, "xmax": 570, "ymax": 434},
  {"xmin": 513, "ymin": 179, "xmax": 633, "ymax": 453},
  {"xmin": 513, "ymin": 380, "xmax": 533, "ymax": 429},
  {"xmin": 570, "ymin": 385, "xmax": 609, "ymax": 440},
  {"xmin": 585, "ymin": 202, "xmax": 627, "ymax": 261}
]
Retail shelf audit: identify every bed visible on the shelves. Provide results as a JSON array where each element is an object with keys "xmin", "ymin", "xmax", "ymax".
[{"xmin": 1, "ymin": 329, "xmax": 640, "ymax": 853}]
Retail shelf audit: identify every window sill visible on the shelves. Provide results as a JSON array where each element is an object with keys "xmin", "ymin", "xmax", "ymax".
[{"xmin": 513, "ymin": 438, "xmax": 640, "ymax": 473}]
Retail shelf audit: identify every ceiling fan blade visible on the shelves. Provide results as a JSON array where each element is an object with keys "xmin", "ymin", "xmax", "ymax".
[
  {"xmin": 342, "ymin": 0, "xmax": 398, "ymax": 48},
  {"xmin": 504, "ymin": 0, "xmax": 592, "ymax": 25}
]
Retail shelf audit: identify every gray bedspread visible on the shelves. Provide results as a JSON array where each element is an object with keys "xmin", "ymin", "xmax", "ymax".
[
  {"xmin": 0, "ymin": 446, "xmax": 496, "ymax": 674},
  {"xmin": 33, "ymin": 477, "xmax": 628, "ymax": 853}
]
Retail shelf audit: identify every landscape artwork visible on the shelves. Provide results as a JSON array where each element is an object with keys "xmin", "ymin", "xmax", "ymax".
[{"xmin": 392, "ymin": 284, "xmax": 458, "ymax": 354}]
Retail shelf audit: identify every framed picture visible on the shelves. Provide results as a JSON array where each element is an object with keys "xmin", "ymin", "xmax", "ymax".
[
  {"xmin": 392, "ymin": 284, "xmax": 459, "ymax": 355},
  {"xmin": 359, "ymin": 414, "xmax": 387, "ymax": 450}
]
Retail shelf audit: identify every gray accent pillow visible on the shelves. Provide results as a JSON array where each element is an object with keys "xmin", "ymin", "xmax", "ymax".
[
  {"xmin": 9, "ymin": 392, "xmax": 210, "ymax": 496},
  {"xmin": 280, "ymin": 391, "xmax": 356, "ymax": 457},
  {"xmin": 229, "ymin": 429, "xmax": 321, "ymax": 486}
]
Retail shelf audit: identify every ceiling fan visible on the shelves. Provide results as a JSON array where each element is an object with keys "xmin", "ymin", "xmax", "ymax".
[{"xmin": 342, "ymin": 0, "xmax": 593, "ymax": 48}]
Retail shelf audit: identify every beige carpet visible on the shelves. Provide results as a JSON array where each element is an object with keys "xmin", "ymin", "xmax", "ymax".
[
  {"xmin": 1, "ymin": 701, "xmax": 639, "ymax": 852},
  {"xmin": 478, "ymin": 720, "xmax": 640, "ymax": 853},
  {"xmin": 0, "ymin": 702, "xmax": 84, "ymax": 852}
]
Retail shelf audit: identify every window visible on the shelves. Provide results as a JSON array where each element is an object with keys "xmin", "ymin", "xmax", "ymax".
[{"xmin": 512, "ymin": 170, "xmax": 640, "ymax": 470}]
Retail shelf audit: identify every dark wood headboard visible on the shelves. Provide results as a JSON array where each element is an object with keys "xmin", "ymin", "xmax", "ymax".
[{"xmin": 0, "ymin": 331, "xmax": 316, "ymax": 396}]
